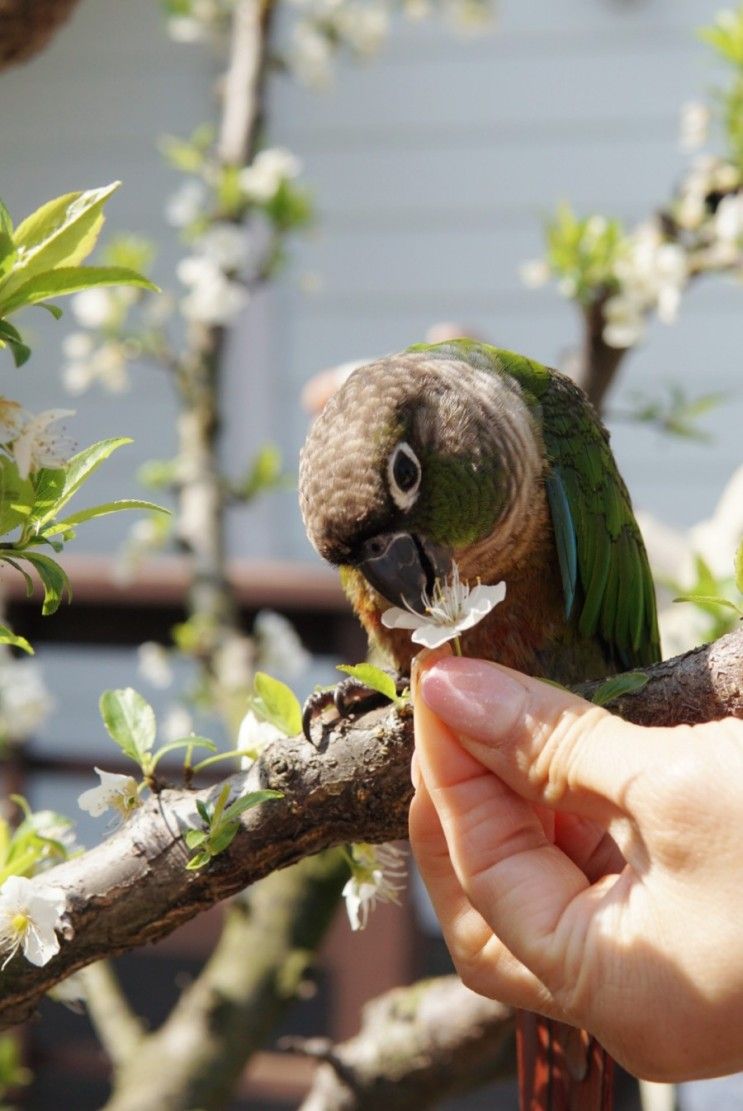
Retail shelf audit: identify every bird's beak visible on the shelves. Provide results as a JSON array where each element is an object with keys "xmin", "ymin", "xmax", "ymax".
[{"xmin": 356, "ymin": 531, "xmax": 452, "ymax": 613}]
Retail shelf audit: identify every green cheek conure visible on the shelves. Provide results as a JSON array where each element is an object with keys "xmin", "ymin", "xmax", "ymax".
[{"xmin": 299, "ymin": 339, "xmax": 661, "ymax": 1111}]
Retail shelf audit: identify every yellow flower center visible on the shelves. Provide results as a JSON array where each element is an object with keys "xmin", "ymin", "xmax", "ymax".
[{"xmin": 10, "ymin": 912, "xmax": 29, "ymax": 936}]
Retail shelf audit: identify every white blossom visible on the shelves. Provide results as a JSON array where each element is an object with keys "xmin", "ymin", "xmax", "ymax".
[
  {"xmin": 78, "ymin": 768, "xmax": 140, "ymax": 820},
  {"xmin": 167, "ymin": 16, "xmax": 209, "ymax": 43},
  {"xmin": 238, "ymin": 710, "xmax": 285, "ymax": 768},
  {"xmin": 239, "ymin": 148, "xmax": 302, "ymax": 203},
  {"xmin": 602, "ymin": 295, "xmax": 646, "ymax": 349},
  {"xmin": 336, "ymin": 4, "xmax": 389, "ymax": 55},
  {"xmin": 0, "ymin": 397, "xmax": 27, "ymax": 443},
  {"xmin": 343, "ymin": 843, "xmax": 406, "ymax": 931},
  {"xmin": 194, "ymin": 222, "xmax": 251, "ymax": 272},
  {"xmin": 213, "ymin": 633, "xmax": 255, "ymax": 690},
  {"xmin": 61, "ymin": 333, "xmax": 94, "ymax": 361},
  {"xmin": 138, "ymin": 642, "xmax": 173, "ymax": 689},
  {"xmin": 71, "ymin": 288, "xmax": 116, "ymax": 329},
  {"xmin": 254, "ymin": 610, "xmax": 310, "ymax": 679},
  {"xmin": 11, "ymin": 409, "xmax": 76, "ymax": 479},
  {"xmin": 63, "ymin": 341, "xmax": 129, "ymax": 396},
  {"xmin": 518, "ymin": 259, "xmax": 551, "ymax": 289},
  {"xmin": 679, "ymin": 101, "xmax": 710, "ymax": 152},
  {"xmin": 714, "ymin": 193, "xmax": 743, "ymax": 245},
  {"xmin": 177, "ymin": 255, "xmax": 249, "ymax": 325},
  {"xmin": 381, "ymin": 564, "xmax": 506, "ymax": 649},
  {"xmin": 289, "ymin": 22, "xmax": 334, "ymax": 89},
  {"xmin": 165, "ymin": 179, "xmax": 208, "ymax": 228},
  {"xmin": 0, "ymin": 875, "xmax": 66, "ymax": 968},
  {"xmin": 162, "ymin": 705, "xmax": 195, "ymax": 744},
  {"xmin": 0, "ymin": 658, "xmax": 53, "ymax": 741}
]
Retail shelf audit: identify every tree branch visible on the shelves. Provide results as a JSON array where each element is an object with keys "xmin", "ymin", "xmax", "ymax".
[
  {"xmin": 291, "ymin": 976, "xmax": 515, "ymax": 1111},
  {"xmin": 2, "ymin": 625, "xmax": 741, "ymax": 1031}
]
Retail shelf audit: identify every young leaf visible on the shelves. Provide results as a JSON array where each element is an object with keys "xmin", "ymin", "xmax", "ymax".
[
  {"xmin": 221, "ymin": 789, "xmax": 283, "ymax": 824},
  {"xmin": 1, "ymin": 183, "xmax": 121, "ymax": 299},
  {"xmin": 0, "ymin": 319, "xmax": 30, "ymax": 367},
  {"xmin": 0, "ymin": 265, "xmax": 158, "ymax": 317},
  {"xmin": 17, "ymin": 551, "xmax": 71, "ymax": 614},
  {"xmin": 186, "ymin": 850, "xmax": 212, "ymax": 871},
  {"xmin": 591, "ymin": 672, "xmax": 649, "ymax": 707},
  {"xmin": 184, "ymin": 828, "xmax": 208, "ymax": 849},
  {"xmin": 99, "ymin": 687, "xmax": 157, "ymax": 763},
  {"xmin": 196, "ymin": 799, "xmax": 211, "ymax": 825},
  {"xmin": 337, "ymin": 663, "xmax": 399, "ymax": 703},
  {"xmin": 31, "ymin": 437, "xmax": 133, "ymax": 526},
  {"xmin": 0, "ymin": 457, "xmax": 35, "ymax": 536},
  {"xmin": 0, "ymin": 624, "xmax": 33, "ymax": 655},
  {"xmin": 43, "ymin": 498, "xmax": 169, "ymax": 537},
  {"xmin": 253, "ymin": 672, "xmax": 302, "ymax": 736}
]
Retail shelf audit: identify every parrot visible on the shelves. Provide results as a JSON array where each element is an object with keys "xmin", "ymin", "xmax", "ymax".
[{"xmin": 298, "ymin": 339, "xmax": 661, "ymax": 1110}]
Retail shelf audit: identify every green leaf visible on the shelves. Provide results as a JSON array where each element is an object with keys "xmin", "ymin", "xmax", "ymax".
[
  {"xmin": 735, "ymin": 540, "xmax": 743, "ymax": 597},
  {"xmin": 253, "ymin": 672, "xmax": 302, "ymax": 736},
  {"xmin": 0, "ymin": 457, "xmax": 35, "ymax": 536},
  {"xmin": 0, "ymin": 623, "xmax": 33, "ymax": 654},
  {"xmin": 43, "ymin": 498, "xmax": 169, "ymax": 538},
  {"xmin": 2, "ymin": 183, "xmax": 120, "ymax": 299},
  {"xmin": 18, "ymin": 551, "xmax": 71, "ymax": 614},
  {"xmin": 673, "ymin": 593, "xmax": 742, "ymax": 613},
  {"xmin": 99, "ymin": 688, "xmax": 157, "ymax": 763},
  {"xmin": 222, "ymin": 789, "xmax": 283, "ymax": 824},
  {"xmin": 196, "ymin": 799, "xmax": 211, "ymax": 825},
  {"xmin": 0, "ymin": 319, "xmax": 31, "ymax": 367},
  {"xmin": 186, "ymin": 850, "xmax": 212, "ymax": 870},
  {"xmin": 31, "ymin": 437, "xmax": 132, "ymax": 527},
  {"xmin": 0, "ymin": 198, "xmax": 13, "ymax": 240},
  {"xmin": 337, "ymin": 663, "xmax": 399, "ymax": 703},
  {"xmin": 184, "ymin": 828, "xmax": 208, "ymax": 849},
  {"xmin": 35, "ymin": 301, "xmax": 63, "ymax": 320},
  {"xmin": 591, "ymin": 672, "xmax": 649, "ymax": 707},
  {"xmin": 0, "ymin": 265, "xmax": 158, "ymax": 317},
  {"xmin": 208, "ymin": 823, "xmax": 239, "ymax": 856}
]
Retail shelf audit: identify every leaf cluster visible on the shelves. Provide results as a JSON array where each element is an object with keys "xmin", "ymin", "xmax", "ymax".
[
  {"xmin": 545, "ymin": 203, "xmax": 626, "ymax": 304},
  {"xmin": 185, "ymin": 784, "xmax": 283, "ymax": 871}
]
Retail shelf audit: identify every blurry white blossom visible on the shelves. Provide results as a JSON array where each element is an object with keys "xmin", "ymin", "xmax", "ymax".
[
  {"xmin": 603, "ymin": 224, "xmax": 688, "ymax": 348},
  {"xmin": 254, "ymin": 610, "xmax": 310, "ymax": 679},
  {"xmin": 72, "ymin": 288, "xmax": 116, "ymax": 329},
  {"xmin": 213, "ymin": 633, "xmax": 255, "ymax": 691},
  {"xmin": 237, "ymin": 709, "xmax": 284, "ymax": 768},
  {"xmin": 162, "ymin": 705, "xmax": 195, "ymax": 744},
  {"xmin": 177, "ymin": 256, "xmax": 249, "ymax": 325},
  {"xmin": 12, "ymin": 409, "xmax": 76, "ymax": 478},
  {"xmin": 194, "ymin": 222, "xmax": 252, "ymax": 272},
  {"xmin": 289, "ymin": 22, "xmax": 334, "ymax": 88},
  {"xmin": 714, "ymin": 192, "xmax": 743, "ymax": 245},
  {"xmin": 335, "ymin": 3, "xmax": 390, "ymax": 55},
  {"xmin": 78, "ymin": 768, "xmax": 140, "ymax": 820},
  {"xmin": 519, "ymin": 259, "xmax": 551, "ymax": 289},
  {"xmin": 639, "ymin": 465, "xmax": 743, "ymax": 656},
  {"xmin": 165, "ymin": 179, "xmax": 208, "ymax": 228},
  {"xmin": 167, "ymin": 16, "xmax": 209, "ymax": 42},
  {"xmin": 63, "ymin": 340, "xmax": 130, "ymax": 395},
  {"xmin": 239, "ymin": 148, "xmax": 302, "ymax": 203},
  {"xmin": 0, "ymin": 658, "xmax": 53, "ymax": 741},
  {"xmin": 679, "ymin": 101, "xmax": 711, "ymax": 152},
  {"xmin": 343, "ymin": 843, "xmax": 406, "ymax": 931},
  {"xmin": 602, "ymin": 295, "xmax": 646, "ymax": 348},
  {"xmin": 138, "ymin": 642, "xmax": 173, "ymax": 689},
  {"xmin": 0, "ymin": 876, "xmax": 66, "ymax": 968}
]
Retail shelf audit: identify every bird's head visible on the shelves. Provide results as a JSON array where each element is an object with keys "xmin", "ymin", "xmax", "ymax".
[{"xmin": 299, "ymin": 348, "xmax": 544, "ymax": 613}]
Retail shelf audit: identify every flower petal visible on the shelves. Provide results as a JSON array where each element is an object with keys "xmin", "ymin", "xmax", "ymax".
[{"xmin": 380, "ymin": 607, "xmax": 425, "ymax": 631}]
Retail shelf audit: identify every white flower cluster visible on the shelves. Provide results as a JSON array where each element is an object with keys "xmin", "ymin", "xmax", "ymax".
[
  {"xmin": 0, "ymin": 876, "xmax": 66, "ymax": 969},
  {"xmin": 0, "ymin": 657, "xmax": 53, "ymax": 742},
  {"xmin": 343, "ymin": 842, "xmax": 406, "ymax": 931},
  {"xmin": 602, "ymin": 223, "xmax": 688, "ymax": 349},
  {"xmin": 382, "ymin": 563, "xmax": 506, "ymax": 649},
  {"xmin": 62, "ymin": 332, "xmax": 130, "ymax": 394},
  {"xmin": 0, "ymin": 400, "xmax": 75, "ymax": 479},
  {"xmin": 78, "ymin": 767, "xmax": 141, "ymax": 821}
]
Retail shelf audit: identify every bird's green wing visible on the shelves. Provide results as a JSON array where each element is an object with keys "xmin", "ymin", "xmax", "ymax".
[{"xmin": 411, "ymin": 340, "xmax": 661, "ymax": 669}]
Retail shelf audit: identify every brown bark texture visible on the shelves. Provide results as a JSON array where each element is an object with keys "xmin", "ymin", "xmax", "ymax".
[{"xmin": 0, "ymin": 624, "xmax": 741, "ymax": 1031}]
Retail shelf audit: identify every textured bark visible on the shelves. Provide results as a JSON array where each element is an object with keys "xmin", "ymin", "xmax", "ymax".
[
  {"xmin": 104, "ymin": 852, "xmax": 348, "ymax": 1111},
  {"xmin": 0, "ymin": 700, "xmax": 413, "ymax": 1030},
  {"xmin": 2, "ymin": 626, "xmax": 742, "ymax": 1031},
  {"xmin": 0, "ymin": 0, "xmax": 81, "ymax": 70},
  {"xmin": 294, "ymin": 977, "xmax": 515, "ymax": 1111}
]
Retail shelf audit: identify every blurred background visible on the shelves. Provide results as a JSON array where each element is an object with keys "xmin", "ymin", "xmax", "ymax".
[{"xmin": 0, "ymin": 0, "xmax": 740, "ymax": 1107}]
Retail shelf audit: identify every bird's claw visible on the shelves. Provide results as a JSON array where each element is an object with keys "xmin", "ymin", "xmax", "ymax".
[{"xmin": 302, "ymin": 672, "xmax": 406, "ymax": 744}]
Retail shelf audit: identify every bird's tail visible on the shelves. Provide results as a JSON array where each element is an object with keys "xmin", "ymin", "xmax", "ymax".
[{"xmin": 517, "ymin": 1012, "xmax": 614, "ymax": 1111}]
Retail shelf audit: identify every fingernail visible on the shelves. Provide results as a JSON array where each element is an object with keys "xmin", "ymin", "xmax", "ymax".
[
  {"xmin": 410, "ymin": 749, "xmax": 421, "ymax": 790},
  {"xmin": 419, "ymin": 658, "xmax": 526, "ymax": 741}
]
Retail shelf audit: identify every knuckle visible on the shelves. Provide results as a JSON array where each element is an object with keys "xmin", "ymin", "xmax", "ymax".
[{"xmin": 529, "ymin": 705, "xmax": 608, "ymax": 805}]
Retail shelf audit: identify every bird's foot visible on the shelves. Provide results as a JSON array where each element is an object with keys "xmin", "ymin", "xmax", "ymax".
[{"xmin": 302, "ymin": 673, "xmax": 407, "ymax": 744}]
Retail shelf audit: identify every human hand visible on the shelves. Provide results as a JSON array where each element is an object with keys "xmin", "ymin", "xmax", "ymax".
[{"xmin": 409, "ymin": 654, "xmax": 743, "ymax": 1081}]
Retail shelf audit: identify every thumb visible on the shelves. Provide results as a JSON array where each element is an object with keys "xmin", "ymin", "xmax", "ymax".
[{"xmin": 418, "ymin": 656, "xmax": 674, "ymax": 830}]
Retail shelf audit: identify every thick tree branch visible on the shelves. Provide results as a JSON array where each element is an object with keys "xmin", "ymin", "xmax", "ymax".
[
  {"xmin": 2, "ymin": 625, "xmax": 741, "ymax": 1031},
  {"xmin": 291, "ymin": 976, "xmax": 515, "ymax": 1111}
]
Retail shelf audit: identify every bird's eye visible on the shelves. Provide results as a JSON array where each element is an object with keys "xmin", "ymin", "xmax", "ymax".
[{"xmin": 387, "ymin": 441, "xmax": 421, "ymax": 510}]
